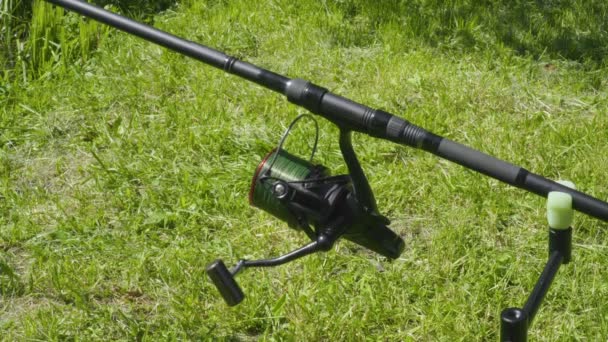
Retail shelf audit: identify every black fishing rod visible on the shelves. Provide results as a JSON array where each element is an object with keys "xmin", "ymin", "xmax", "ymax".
[
  {"xmin": 44, "ymin": 2, "xmax": 606, "ymax": 332},
  {"xmin": 45, "ymin": 0, "xmax": 608, "ymax": 221}
]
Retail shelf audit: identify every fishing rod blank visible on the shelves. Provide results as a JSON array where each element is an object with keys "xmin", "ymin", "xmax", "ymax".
[{"xmin": 43, "ymin": 0, "xmax": 608, "ymax": 222}]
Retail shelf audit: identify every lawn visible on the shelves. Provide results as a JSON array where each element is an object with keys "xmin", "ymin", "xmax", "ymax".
[{"xmin": 1, "ymin": 0, "xmax": 608, "ymax": 340}]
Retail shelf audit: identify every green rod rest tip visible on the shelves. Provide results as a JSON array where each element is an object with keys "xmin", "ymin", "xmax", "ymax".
[{"xmin": 547, "ymin": 180, "xmax": 576, "ymax": 230}]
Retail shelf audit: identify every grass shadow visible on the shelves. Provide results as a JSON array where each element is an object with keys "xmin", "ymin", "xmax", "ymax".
[{"xmin": 330, "ymin": 0, "xmax": 607, "ymax": 63}]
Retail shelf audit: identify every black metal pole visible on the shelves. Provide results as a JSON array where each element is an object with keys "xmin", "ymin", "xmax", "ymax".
[
  {"xmin": 500, "ymin": 225, "xmax": 573, "ymax": 341},
  {"xmin": 521, "ymin": 227, "xmax": 572, "ymax": 323},
  {"xmin": 44, "ymin": 0, "xmax": 608, "ymax": 222},
  {"xmin": 522, "ymin": 250, "xmax": 563, "ymax": 323},
  {"xmin": 500, "ymin": 252, "xmax": 564, "ymax": 342}
]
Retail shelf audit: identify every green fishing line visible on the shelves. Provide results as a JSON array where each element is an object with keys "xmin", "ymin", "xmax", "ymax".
[{"xmin": 249, "ymin": 148, "xmax": 322, "ymax": 226}]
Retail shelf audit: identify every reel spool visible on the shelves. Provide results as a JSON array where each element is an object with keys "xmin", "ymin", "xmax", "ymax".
[
  {"xmin": 249, "ymin": 148, "xmax": 333, "ymax": 234},
  {"xmin": 207, "ymin": 115, "xmax": 404, "ymax": 306}
]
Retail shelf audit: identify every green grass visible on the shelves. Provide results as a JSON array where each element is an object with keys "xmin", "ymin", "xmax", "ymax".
[{"xmin": 1, "ymin": 0, "xmax": 608, "ymax": 340}]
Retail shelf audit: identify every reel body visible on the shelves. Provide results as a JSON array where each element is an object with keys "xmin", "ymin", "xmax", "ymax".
[{"xmin": 250, "ymin": 148, "xmax": 404, "ymax": 258}]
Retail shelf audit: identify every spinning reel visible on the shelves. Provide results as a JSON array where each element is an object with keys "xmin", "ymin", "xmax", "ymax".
[{"xmin": 206, "ymin": 115, "xmax": 404, "ymax": 306}]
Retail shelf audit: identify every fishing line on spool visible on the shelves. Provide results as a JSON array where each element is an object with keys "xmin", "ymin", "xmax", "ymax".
[{"xmin": 249, "ymin": 114, "xmax": 349, "ymax": 238}]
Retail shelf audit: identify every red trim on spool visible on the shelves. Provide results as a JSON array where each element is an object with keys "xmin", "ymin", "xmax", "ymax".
[{"xmin": 248, "ymin": 148, "xmax": 277, "ymax": 206}]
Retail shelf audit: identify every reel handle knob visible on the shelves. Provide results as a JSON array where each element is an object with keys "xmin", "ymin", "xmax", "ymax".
[{"xmin": 206, "ymin": 259, "xmax": 245, "ymax": 306}]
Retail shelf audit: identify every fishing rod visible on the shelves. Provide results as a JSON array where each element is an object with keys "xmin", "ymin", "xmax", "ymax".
[
  {"xmin": 44, "ymin": 0, "xmax": 608, "ymax": 221},
  {"xmin": 43, "ymin": 0, "xmax": 606, "ymax": 337}
]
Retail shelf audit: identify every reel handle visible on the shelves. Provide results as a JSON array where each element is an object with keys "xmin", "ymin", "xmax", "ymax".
[
  {"xmin": 206, "ymin": 239, "xmax": 327, "ymax": 306},
  {"xmin": 206, "ymin": 259, "xmax": 245, "ymax": 306}
]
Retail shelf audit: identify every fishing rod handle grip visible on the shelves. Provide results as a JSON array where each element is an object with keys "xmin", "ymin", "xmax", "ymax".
[
  {"xmin": 434, "ymin": 140, "xmax": 608, "ymax": 221},
  {"xmin": 288, "ymin": 79, "xmax": 526, "ymax": 186},
  {"xmin": 434, "ymin": 139, "xmax": 525, "ymax": 185}
]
